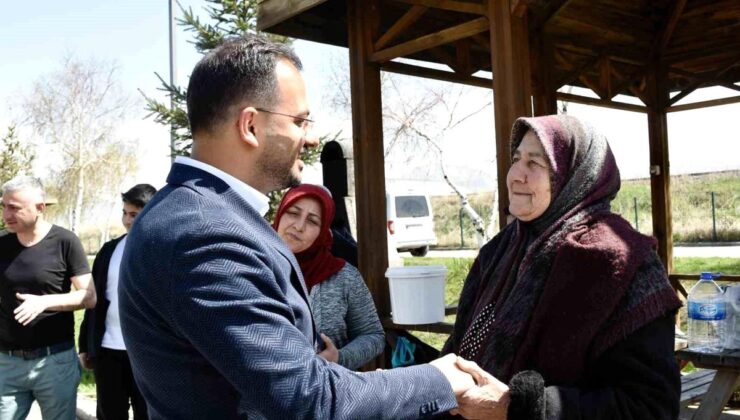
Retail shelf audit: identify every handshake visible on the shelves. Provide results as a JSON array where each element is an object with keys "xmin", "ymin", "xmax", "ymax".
[{"xmin": 429, "ymin": 354, "xmax": 510, "ymax": 419}]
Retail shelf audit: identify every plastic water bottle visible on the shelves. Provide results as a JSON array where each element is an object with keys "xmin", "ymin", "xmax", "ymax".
[{"xmin": 687, "ymin": 272, "xmax": 726, "ymax": 353}]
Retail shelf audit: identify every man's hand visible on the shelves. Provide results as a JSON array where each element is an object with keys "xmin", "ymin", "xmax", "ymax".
[
  {"xmin": 318, "ymin": 333, "xmax": 339, "ymax": 363},
  {"xmin": 79, "ymin": 352, "xmax": 94, "ymax": 370},
  {"xmin": 429, "ymin": 354, "xmax": 475, "ymax": 397},
  {"xmin": 14, "ymin": 293, "xmax": 49, "ymax": 326},
  {"xmin": 450, "ymin": 357, "xmax": 510, "ymax": 419}
]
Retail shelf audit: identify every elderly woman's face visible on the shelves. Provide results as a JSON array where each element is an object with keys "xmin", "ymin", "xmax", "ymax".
[
  {"xmin": 506, "ymin": 130, "xmax": 552, "ymax": 222},
  {"xmin": 277, "ymin": 197, "xmax": 323, "ymax": 253}
]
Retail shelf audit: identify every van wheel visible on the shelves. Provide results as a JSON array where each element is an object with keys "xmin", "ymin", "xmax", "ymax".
[{"xmin": 409, "ymin": 246, "xmax": 429, "ymax": 257}]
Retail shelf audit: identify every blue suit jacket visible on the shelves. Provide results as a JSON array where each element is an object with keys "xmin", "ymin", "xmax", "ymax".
[{"xmin": 119, "ymin": 163, "xmax": 456, "ymax": 419}]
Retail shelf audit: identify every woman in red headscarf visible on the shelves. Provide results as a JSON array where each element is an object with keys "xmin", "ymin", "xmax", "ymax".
[{"xmin": 273, "ymin": 184, "xmax": 385, "ymax": 370}]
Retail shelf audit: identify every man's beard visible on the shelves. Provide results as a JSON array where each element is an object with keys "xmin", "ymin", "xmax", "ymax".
[{"xmin": 258, "ymin": 152, "xmax": 300, "ymax": 192}]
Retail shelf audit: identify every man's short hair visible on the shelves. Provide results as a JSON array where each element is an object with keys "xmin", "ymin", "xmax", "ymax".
[
  {"xmin": 1, "ymin": 176, "xmax": 46, "ymax": 203},
  {"xmin": 186, "ymin": 34, "xmax": 302, "ymax": 136},
  {"xmin": 121, "ymin": 184, "xmax": 157, "ymax": 209}
]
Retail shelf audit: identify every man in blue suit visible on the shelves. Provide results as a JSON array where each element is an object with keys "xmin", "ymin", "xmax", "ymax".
[{"xmin": 119, "ymin": 35, "xmax": 476, "ymax": 419}]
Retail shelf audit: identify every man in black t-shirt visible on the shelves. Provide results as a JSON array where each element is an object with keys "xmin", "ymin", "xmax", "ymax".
[{"xmin": 0, "ymin": 176, "xmax": 95, "ymax": 419}]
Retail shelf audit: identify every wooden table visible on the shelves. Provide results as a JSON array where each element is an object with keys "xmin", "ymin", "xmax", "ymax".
[{"xmin": 676, "ymin": 349, "xmax": 740, "ymax": 420}]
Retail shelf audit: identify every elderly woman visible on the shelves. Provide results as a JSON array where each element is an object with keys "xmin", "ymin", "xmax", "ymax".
[
  {"xmin": 444, "ymin": 115, "xmax": 682, "ymax": 419},
  {"xmin": 273, "ymin": 184, "xmax": 385, "ymax": 370}
]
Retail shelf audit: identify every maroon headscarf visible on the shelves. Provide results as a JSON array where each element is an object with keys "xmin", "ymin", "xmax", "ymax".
[
  {"xmin": 443, "ymin": 115, "xmax": 681, "ymax": 384},
  {"xmin": 273, "ymin": 184, "xmax": 346, "ymax": 292}
]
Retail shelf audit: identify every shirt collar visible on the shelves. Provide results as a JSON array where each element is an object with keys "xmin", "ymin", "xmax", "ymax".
[{"xmin": 174, "ymin": 156, "xmax": 270, "ymax": 217}]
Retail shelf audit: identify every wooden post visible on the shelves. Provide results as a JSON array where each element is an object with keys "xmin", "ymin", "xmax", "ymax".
[
  {"xmin": 645, "ymin": 59, "xmax": 673, "ymax": 273},
  {"xmin": 347, "ymin": 0, "xmax": 390, "ymax": 357},
  {"xmin": 531, "ymin": 36, "xmax": 558, "ymax": 116},
  {"xmin": 489, "ymin": 0, "xmax": 533, "ymax": 228}
]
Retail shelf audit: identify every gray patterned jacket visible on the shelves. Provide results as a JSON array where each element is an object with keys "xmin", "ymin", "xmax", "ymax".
[{"xmin": 310, "ymin": 264, "xmax": 385, "ymax": 369}]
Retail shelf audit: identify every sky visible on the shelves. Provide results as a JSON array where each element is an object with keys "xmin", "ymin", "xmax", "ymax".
[{"xmin": 1, "ymin": 0, "xmax": 738, "ymax": 200}]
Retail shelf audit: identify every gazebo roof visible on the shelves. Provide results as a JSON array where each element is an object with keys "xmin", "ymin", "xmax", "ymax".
[{"xmin": 260, "ymin": 0, "xmax": 740, "ymax": 107}]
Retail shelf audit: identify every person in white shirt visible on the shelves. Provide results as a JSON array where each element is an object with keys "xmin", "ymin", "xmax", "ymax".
[{"xmin": 78, "ymin": 183, "xmax": 156, "ymax": 420}]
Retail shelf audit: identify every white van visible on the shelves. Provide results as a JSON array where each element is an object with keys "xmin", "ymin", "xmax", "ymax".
[{"xmin": 386, "ymin": 191, "xmax": 437, "ymax": 257}]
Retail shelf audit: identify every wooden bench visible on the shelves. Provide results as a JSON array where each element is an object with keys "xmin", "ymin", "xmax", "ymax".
[{"xmin": 681, "ymin": 369, "xmax": 717, "ymax": 408}]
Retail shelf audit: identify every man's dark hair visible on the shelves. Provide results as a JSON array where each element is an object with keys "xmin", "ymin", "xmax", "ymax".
[
  {"xmin": 186, "ymin": 34, "xmax": 302, "ymax": 136},
  {"xmin": 122, "ymin": 184, "xmax": 157, "ymax": 209}
]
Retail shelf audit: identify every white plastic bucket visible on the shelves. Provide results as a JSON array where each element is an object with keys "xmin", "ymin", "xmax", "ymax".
[{"xmin": 386, "ymin": 265, "xmax": 447, "ymax": 325}]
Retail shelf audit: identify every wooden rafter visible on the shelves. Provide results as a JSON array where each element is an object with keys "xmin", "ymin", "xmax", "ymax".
[
  {"xmin": 578, "ymin": 74, "xmax": 606, "ymax": 99},
  {"xmin": 374, "ymin": 5, "xmax": 428, "ymax": 50},
  {"xmin": 669, "ymin": 58, "xmax": 740, "ymax": 105},
  {"xmin": 610, "ymin": 65, "xmax": 647, "ymax": 102},
  {"xmin": 599, "ymin": 57, "xmax": 612, "ymax": 99},
  {"xmin": 531, "ymin": 0, "xmax": 573, "ymax": 31},
  {"xmin": 370, "ymin": 17, "xmax": 489, "ymax": 63},
  {"xmin": 656, "ymin": 0, "xmax": 687, "ymax": 54},
  {"xmin": 381, "ymin": 61, "xmax": 492, "ymax": 88},
  {"xmin": 390, "ymin": 0, "xmax": 486, "ymax": 15},
  {"xmin": 556, "ymin": 54, "xmax": 601, "ymax": 88},
  {"xmin": 667, "ymin": 95, "xmax": 740, "ymax": 113},
  {"xmin": 455, "ymin": 39, "xmax": 472, "ymax": 75},
  {"xmin": 510, "ymin": 0, "xmax": 527, "ymax": 18},
  {"xmin": 471, "ymin": 33, "xmax": 490, "ymax": 51},
  {"xmin": 556, "ymin": 92, "xmax": 647, "ymax": 113}
]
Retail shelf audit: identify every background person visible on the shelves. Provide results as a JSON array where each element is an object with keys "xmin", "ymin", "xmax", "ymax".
[
  {"xmin": 443, "ymin": 115, "xmax": 682, "ymax": 419},
  {"xmin": 273, "ymin": 184, "xmax": 384, "ymax": 370},
  {"xmin": 0, "ymin": 175, "xmax": 95, "ymax": 419},
  {"xmin": 118, "ymin": 34, "xmax": 475, "ymax": 419},
  {"xmin": 79, "ymin": 183, "xmax": 156, "ymax": 420}
]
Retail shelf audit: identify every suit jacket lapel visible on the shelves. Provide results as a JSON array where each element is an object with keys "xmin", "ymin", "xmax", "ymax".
[{"xmin": 166, "ymin": 163, "xmax": 312, "ymax": 304}]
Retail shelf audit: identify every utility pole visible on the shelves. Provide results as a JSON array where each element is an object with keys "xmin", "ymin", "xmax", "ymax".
[{"xmin": 168, "ymin": 0, "xmax": 177, "ymax": 161}]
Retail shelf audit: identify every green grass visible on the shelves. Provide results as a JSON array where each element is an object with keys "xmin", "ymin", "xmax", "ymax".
[
  {"xmin": 404, "ymin": 256, "xmax": 740, "ymax": 351},
  {"xmin": 74, "ymin": 310, "xmax": 96, "ymax": 397}
]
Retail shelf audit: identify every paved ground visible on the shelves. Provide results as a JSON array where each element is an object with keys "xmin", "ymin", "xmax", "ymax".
[{"xmin": 25, "ymin": 396, "xmax": 96, "ymax": 420}]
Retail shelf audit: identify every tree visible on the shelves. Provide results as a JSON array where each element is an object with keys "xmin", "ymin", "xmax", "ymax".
[
  {"xmin": 0, "ymin": 125, "xmax": 36, "ymax": 230},
  {"xmin": 327, "ymin": 59, "xmax": 497, "ymax": 244},
  {"xmin": 23, "ymin": 57, "xmax": 136, "ymax": 234},
  {"xmin": 143, "ymin": 0, "xmax": 321, "ymax": 216},
  {"xmin": 142, "ymin": 0, "xmax": 289, "ymax": 156}
]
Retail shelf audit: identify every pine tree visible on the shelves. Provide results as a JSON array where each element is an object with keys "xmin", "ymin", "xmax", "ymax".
[
  {"xmin": 143, "ymin": 0, "xmax": 325, "ymax": 218},
  {"xmin": 142, "ymin": 0, "xmax": 289, "ymax": 156}
]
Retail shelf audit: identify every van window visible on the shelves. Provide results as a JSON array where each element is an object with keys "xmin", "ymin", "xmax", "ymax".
[{"xmin": 395, "ymin": 196, "xmax": 429, "ymax": 218}]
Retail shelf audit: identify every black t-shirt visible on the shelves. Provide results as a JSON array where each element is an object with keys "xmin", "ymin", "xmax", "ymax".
[{"xmin": 0, "ymin": 225, "xmax": 90, "ymax": 349}]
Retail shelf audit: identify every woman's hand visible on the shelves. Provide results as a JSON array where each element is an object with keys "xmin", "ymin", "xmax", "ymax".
[
  {"xmin": 450, "ymin": 357, "xmax": 510, "ymax": 419},
  {"xmin": 318, "ymin": 333, "xmax": 339, "ymax": 363}
]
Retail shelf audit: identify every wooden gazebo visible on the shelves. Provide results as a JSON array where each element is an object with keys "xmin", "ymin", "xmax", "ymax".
[{"xmin": 257, "ymin": 0, "xmax": 740, "ymax": 326}]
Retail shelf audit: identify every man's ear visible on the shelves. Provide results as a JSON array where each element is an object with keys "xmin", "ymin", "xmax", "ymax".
[
  {"xmin": 35, "ymin": 202, "xmax": 46, "ymax": 213},
  {"xmin": 238, "ymin": 107, "xmax": 260, "ymax": 148}
]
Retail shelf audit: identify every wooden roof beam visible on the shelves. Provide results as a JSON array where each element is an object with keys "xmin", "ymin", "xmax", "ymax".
[
  {"xmin": 599, "ymin": 57, "xmax": 612, "ymax": 99},
  {"xmin": 455, "ymin": 39, "xmax": 473, "ymax": 75},
  {"xmin": 667, "ymin": 95, "xmax": 740, "ymax": 113},
  {"xmin": 390, "ymin": 0, "xmax": 486, "ymax": 15},
  {"xmin": 370, "ymin": 17, "xmax": 489, "ymax": 63},
  {"xmin": 257, "ymin": 0, "xmax": 328, "ymax": 31},
  {"xmin": 656, "ymin": 0, "xmax": 687, "ymax": 54},
  {"xmin": 556, "ymin": 54, "xmax": 601, "ymax": 89},
  {"xmin": 471, "ymin": 33, "xmax": 491, "ymax": 51},
  {"xmin": 669, "ymin": 58, "xmax": 740, "ymax": 105},
  {"xmin": 554, "ymin": 43, "xmax": 645, "ymax": 67},
  {"xmin": 374, "ymin": 5, "xmax": 428, "ymax": 50},
  {"xmin": 556, "ymin": 92, "xmax": 647, "ymax": 113},
  {"xmin": 381, "ymin": 61, "xmax": 492, "ymax": 89},
  {"xmin": 531, "ymin": 0, "xmax": 573, "ymax": 31},
  {"xmin": 578, "ymin": 74, "xmax": 607, "ymax": 100},
  {"xmin": 510, "ymin": 0, "xmax": 527, "ymax": 18}
]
